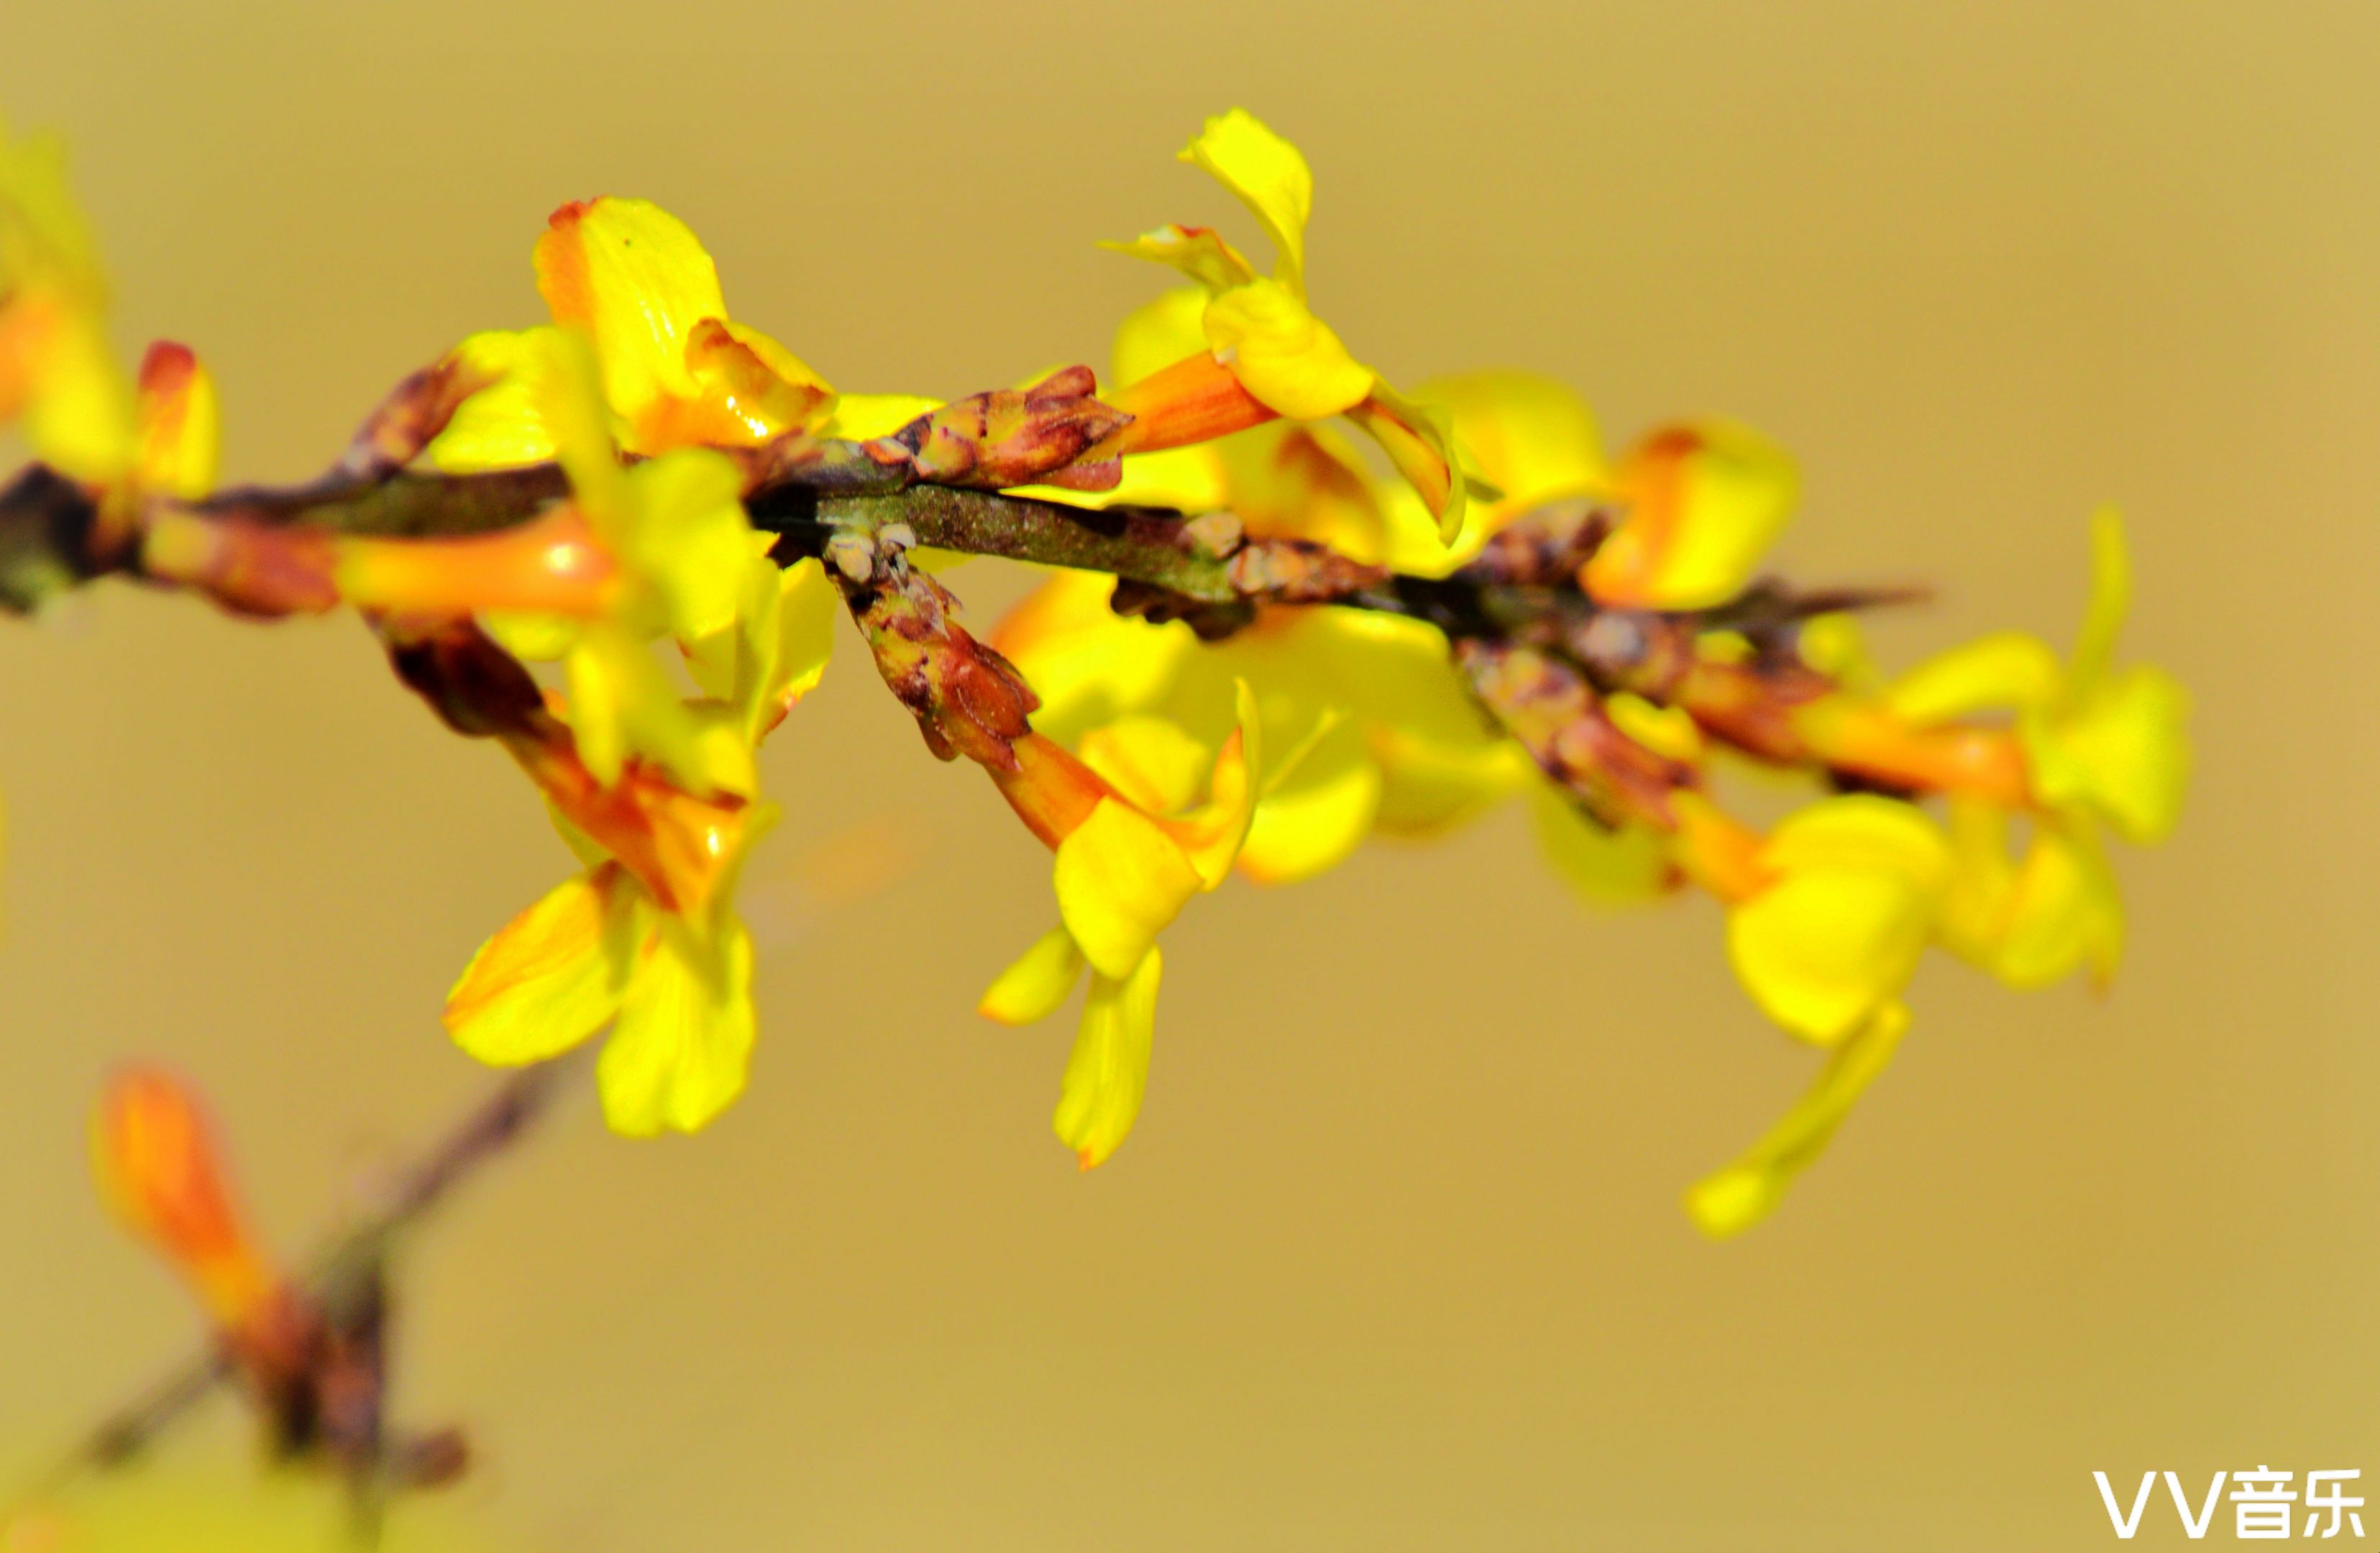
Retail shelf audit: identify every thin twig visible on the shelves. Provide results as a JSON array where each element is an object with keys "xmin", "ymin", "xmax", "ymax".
[{"xmin": 14, "ymin": 1053, "xmax": 585, "ymax": 1509}]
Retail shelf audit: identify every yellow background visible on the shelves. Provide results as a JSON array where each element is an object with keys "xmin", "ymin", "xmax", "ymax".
[{"xmin": 3, "ymin": 2, "xmax": 2376, "ymax": 1547}]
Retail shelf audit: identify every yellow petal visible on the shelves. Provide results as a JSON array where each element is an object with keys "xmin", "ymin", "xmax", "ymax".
[
  {"xmin": 1685, "ymin": 1002, "xmax": 1908, "ymax": 1237},
  {"xmin": 597, "ymin": 915, "xmax": 756, "ymax": 1136},
  {"xmin": 767, "ymin": 555, "xmax": 838, "ymax": 710},
  {"xmin": 621, "ymin": 446, "xmax": 754, "ymax": 643},
  {"xmin": 990, "ymin": 574, "xmax": 1194, "ymax": 744},
  {"xmin": 2028, "ymin": 665, "xmax": 2192, "ymax": 844},
  {"xmin": 1079, "ymin": 715, "xmax": 1217, "ymax": 817},
  {"xmin": 1176, "ymin": 678, "xmax": 1262, "ymax": 886},
  {"xmin": 821, "ymin": 392, "xmax": 942, "ymax": 440},
  {"xmin": 1202, "ymin": 278, "xmax": 1375, "ymax": 420},
  {"xmin": 1111, "ymin": 285, "xmax": 1213, "ymax": 388},
  {"xmin": 1760, "ymin": 794, "xmax": 1955, "ymax": 888},
  {"xmin": 445, "ymin": 863, "xmax": 644, "ymax": 1065},
  {"xmin": 1342, "ymin": 379, "xmax": 1470, "ymax": 539},
  {"xmin": 421, "ymin": 327, "xmax": 567, "ymax": 472},
  {"xmin": 534, "ymin": 197, "xmax": 726, "ymax": 426},
  {"xmin": 1055, "ymin": 948, "xmax": 1163, "ymax": 1169},
  {"xmin": 1885, "ymin": 631, "xmax": 2064, "ymax": 723},
  {"xmin": 1529, "ymin": 783, "xmax": 1673, "ymax": 905},
  {"xmin": 721, "ymin": 318, "xmax": 833, "ymax": 408},
  {"xmin": 1053, "ymin": 798, "xmax": 1204, "ymax": 979},
  {"xmin": 1990, "ymin": 826, "xmax": 2125, "ymax": 989},
  {"xmin": 1796, "ymin": 612, "xmax": 1880, "ymax": 690},
  {"xmin": 20, "ymin": 314, "xmax": 134, "ymax": 481},
  {"xmin": 1238, "ymin": 717, "xmax": 1381, "ymax": 884},
  {"xmin": 1585, "ymin": 422, "xmax": 1796, "ymax": 609},
  {"xmin": 1100, "ymin": 224, "xmax": 1260, "ymax": 296},
  {"xmin": 1606, "ymin": 692, "xmax": 1705, "ymax": 763},
  {"xmin": 565, "ymin": 626, "xmax": 718, "ymax": 792},
  {"xmin": 1727, "ymin": 797, "xmax": 1950, "ymax": 1044},
  {"xmin": 1104, "ymin": 441, "xmax": 1234, "ymax": 512},
  {"xmin": 1212, "ymin": 419, "xmax": 1386, "ymax": 559},
  {"xmin": 2067, "ymin": 505, "xmax": 2131, "ymax": 697},
  {"xmin": 1178, "ymin": 109, "xmax": 1314, "ymax": 295},
  {"xmin": 979, "ymin": 925, "xmax": 1086, "ymax": 1025},
  {"xmin": 132, "ymin": 342, "xmax": 219, "ymax": 499},
  {"xmin": 1300, "ymin": 608, "xmax": 1527, "ymax": 833},
  {"xmin": 1422, "ymin": 368, "xmax": 1606, "ymax": 518}
]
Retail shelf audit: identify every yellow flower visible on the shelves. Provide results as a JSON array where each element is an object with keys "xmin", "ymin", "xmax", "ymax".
[
  {"xmin": 1855, "ymin": 510, "xmax": 2187, "ymax": 990},
  {"xmin": 1721, "ymin": 794, "xmax": 1954, "ymax": 1045},
  {"xmin": 0, "ymin": 121, "xmax": 137, "ymax": 482},
  {"xmin": 130, "ymin": 341, "xmax": 221, "ymax": 500},
  {"xmin": 425, "ymin": 197, "xmax": 833, "ymax": 469},
  {"xmin": 993, "ymin": 572, "xmax": 1526, "ymax": 886},
  {"xmin": 1687, "ymin": 1001, "xmax": 1907, "ymax": 1237},
  {"xmin": 1937, "ymin": 800, "xmax": 2123, "ymax": 989},
  {"xmin": 1578, "ymin": 421, "xmax": 1798, "ymax": 610},
  {"xmin": 1100, "ymin": 109, "xmax": 1476, "ymax": 537},
  {"xmin": 976, "ymin": 686, "xmax": 1259, "ymax": 1167},
  {"xmin": 445, "ymin": 800, "xmax": 775, "ymax": 1137},
  {"xmin": 412, "ymin": 329, "xmax": 810, "ymax": 795},
  {"xmin": 1883, "ymin": 507, "xmax": 2191, "ymax": 844}
]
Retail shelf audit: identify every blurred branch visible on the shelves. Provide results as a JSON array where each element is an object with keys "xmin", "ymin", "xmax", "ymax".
[{"xmin": 18, "ymin": 1055, "xmax": 582, "ymax": 1508}]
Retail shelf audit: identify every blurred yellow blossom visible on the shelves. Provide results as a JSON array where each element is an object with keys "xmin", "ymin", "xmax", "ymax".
[
  {"xmin": 1720, "ymin": 794, "xmax": 1952, "ymax": 1046},
  {"xmin": 0, "ymin": 122, "xmax": 134, "ymax": 482}
]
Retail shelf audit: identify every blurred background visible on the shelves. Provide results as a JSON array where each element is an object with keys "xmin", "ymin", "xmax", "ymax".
[{"xmin": 1, "ymin": 1, "xmax": 2375, "ymax": 1547}]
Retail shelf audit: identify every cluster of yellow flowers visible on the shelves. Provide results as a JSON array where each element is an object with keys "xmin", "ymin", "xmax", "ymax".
[{"xmin": 0, "ymin": 109, "xmax": 2188, "ymax": 1232}]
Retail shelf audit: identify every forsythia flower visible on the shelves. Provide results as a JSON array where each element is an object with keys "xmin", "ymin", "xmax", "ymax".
[
  {"xmin": 441, "ymin": 534, "xmax": 836, "ymax": 1134},
  {"xmin": 1575, "ymin": 422, "xmax": 1798, "ymax": 610},
  {"xmin": 1885, "ymin": 508, "xmax": 2189, "ymax": 985},
  {"xmin": 445, "ymin": 800, "xmax": 772, "ymax": 1136},
  {"xmin": 429, "ymin": 318, "xmax": 839, "ymax": 1133},
  {"xmin": 1686, "ymin": 1001, "xmax": 1908, "ymax": 1237},
  {"xmin": 1366, "ymin": 371, "xmax": 1796, "ymax": 608},
  {"xmin": 0, "ymin": 122, "xmax": 134, "ymax": 481},
  {"xmin": 995, "ymin": 574, "xmax": 1525, "ymax": 885},
  {"xmin": 429, "ymin": 330, "xmax": 778, "ymax": 794},
  {"xmin": 426, "ymin": 197, "xmax": 834, "ymax": 469},
  {"xmin": 1716, "ymin": 794, "xmax": 1952, "ymax": 1046},
  {"xmin": 2, "ymin": 126, "xmax": 224, "ymax": 505},
  {"xmin": 1102, "ymin": 109, "xmax": 1478, "ymax": 538},
  {"xmin": 976, "ymin": 685, "xmax": 1260, "ymax": 1167}
]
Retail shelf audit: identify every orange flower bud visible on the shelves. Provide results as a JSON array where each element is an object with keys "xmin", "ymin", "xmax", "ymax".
[{"xmin": 93, "ymin": 1068, "xmax": 277, "ymax": 1329}]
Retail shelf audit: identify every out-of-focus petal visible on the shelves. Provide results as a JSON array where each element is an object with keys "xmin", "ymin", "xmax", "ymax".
[
  {"xmin": 1111, "ymin": 285, "xmax": 1213, "ymax": 388},
  {"xmin": 2026, "ymin": 664, "xmax": 2191, "ymax": 844},
  {"xmin": 1239, "ymin": 716, "xmax": 1381, "ymax": 884},
  {"xmin": 1055, "ymin": 947, "xmax": 1163, "ymax": 1168},
  {"xmin": 1726, "ymin": 797, "xmax": 1951, "ymax": 1045},
  {"xmin": 1685, "ymin": 1002, "xmax": 1908, "ymax": 1237},
  {"xmin": 1585, "ymin": 421, "xmax": 1796, "ymax": 609},
  {"xmin": 979, "ymin": 926, "xmax": 1087, "ymax": 1025},
  {"xmin": 132, "ymin": 342, "xmax": 219, "ymax": 498},
  {"xmin": 1886, "ymin": 631, "xmax": 2064, "ymax": 723},
  {"xmin": 1529, "ymin": 784, "xmax": 1674, "ymax": 905}
]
